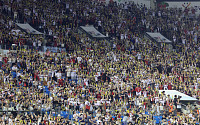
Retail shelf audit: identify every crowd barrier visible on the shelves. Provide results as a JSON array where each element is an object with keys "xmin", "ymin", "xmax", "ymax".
[
  {"xmin": 0, "ymin": 45, "xmax": 68, "ymax": 55},
  {"xmin": 0, "ymin": 109, "xmax": 164, "ymax": 124}
]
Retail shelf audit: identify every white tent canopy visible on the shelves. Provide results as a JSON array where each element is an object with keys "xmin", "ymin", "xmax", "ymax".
[
  {"xmin": 80, "ymin": 25, "xmax": 107, "ymax": 38},
  {"xmin": 16, "ymin": 23, "xmax": 43, "ymax": 35},
  {"xmin": 159, "ymin": 90, "xmax": 198, "ymax": 101},
  {"xmin": 146, "ymin": 32, "xmax": 172, "ymax": 44}
]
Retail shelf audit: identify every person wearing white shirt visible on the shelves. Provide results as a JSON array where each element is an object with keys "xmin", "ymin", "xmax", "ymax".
[
  {"xmin": 33, "ymin": 41, "xmax": 36, "ymax": 49},
  {"xmin": 8, "ymin": 57, "xmax": 12, "ymax": 65},
  {"xmin": 17, "ymin": 70, "xmax": 23, "ymax": 78},
  {"xmin": 113, "ymin": 43, "xmax": 116, "ymax": 50},
  {"xmin": 51, "ymin": 69, "xmax": 57, "ymax": 77},
  {"xmin": 12, "ymin": 64, "xmax": 18, "ymax": 71},
  {"xmin": 55, "ymin": 70, "xmax": 62, "ymax": 80},
  {"xmin": 137, "ymin": 53, "xmax": 141, "ymax": 60},
  {"xmin": 197, "ymin": 77, "xmax": 200, "ymax": 83},
  {"xmin": 98, "ymin": 20, "xmax": 101, "ymax": 26},
  {"xmin": 122, "ymin": 114, "xmax": 129, "ymax": 125},
  {"xmin": 97, "ymin": 117, "xmax": 103, "ymax": 125},
  {"xmin": 95, "ymin": 98, "xmax": 101, "ymax": 107},
  {"xmin": 155, "ymin": 96, "xmax": 159, "ymax": 104},
  {"xmin": 143, "ymin": 90, "xmax": 147, "ymax": 98},
  {"xmin": 67, "ymin": 67, "xmax": 71, "ymax": 80},
  {"xmin": 164, "ymin": 84, "xmax": 168, "ymax": 90},
  {"xmin": 8, "ymin": 116, "xmax": 13, "ymax": 125},
  {"xmin": 3, "ymin": 73, "xmax": 10, "ymax": 83},
  {"xmin": 73, "ymin": 111, "xmax": 79, "ymax": 121},
  {"xmin": 38, "ymin": 39, "xmax": 42, "ymax": 50},
  {"xmin": 80, "ymin": 103, "xmax": 84, "ymax": 110},
  {"xmin": 71, "ymin": 70, "xmax": 77, "ymax": 80},
  {"xmin": 77, "ymin": 56, "xmax": 82, "ymax": 63},
  {"xmin": 84, "ymin": 78, "xmax": 88, "ymax": 86},
  {"xmin": 85, "ymin": 99, "xmax": 90, "ymax": 113}
]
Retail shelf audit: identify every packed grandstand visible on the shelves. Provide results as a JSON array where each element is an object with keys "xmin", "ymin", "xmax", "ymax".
[{"xmin": 0, "ymin": 0, "xmax": 200, "ymax": 124}]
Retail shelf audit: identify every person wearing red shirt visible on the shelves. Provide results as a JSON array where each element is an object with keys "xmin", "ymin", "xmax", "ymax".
[
  {"xmin": 168, "ymin": 83, "xmax": 172, "ymax": 90},
  {"xmin": 117, "ymin": 44, "xmax": 121, "ymax": 51},
  {"xmin": 58, "ymin": 79, "xmax": 64, "ymax": 86},
  {"xmin": 96, "ymin": 91, "xmax": 101, "ymax": 100},
  {"xmin": 3, "ymin": 56, "xmax": 8, "ymax": 64},
  {"xmin": 135, "ymin": 86, "xmax": 141, "ymax": 96},
  {"xmin": 159, "ymin": 84, "xmax": 164, "ymax": 90}
]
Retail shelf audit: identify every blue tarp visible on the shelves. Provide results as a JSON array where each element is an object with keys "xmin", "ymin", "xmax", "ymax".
[
  {"xmin": 43, "ymin": 46, "xmax": 66, "ymax": 53},
  {"xmin": 69, "ymin": 79, "xmax": 78, "ymax": 84},
  {"xmin": 153, "ymin": 116, "xmax": 162, "ymax": 124},
  {"xmin": 145, "ymin": 111, "xmax": 149, "ymax": 115},
  {"xmin": 44, "ymin": 86, "xmax": 50, "ymax": 95},
  {"xmin": 11, "ymin": 71, "xmax": 17, "ymax": 78}
]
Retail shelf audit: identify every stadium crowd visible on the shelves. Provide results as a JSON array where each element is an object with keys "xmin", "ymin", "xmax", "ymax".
[{"xmin": 0, "ymin": 0, "xmax": 200, "ymax": 125}]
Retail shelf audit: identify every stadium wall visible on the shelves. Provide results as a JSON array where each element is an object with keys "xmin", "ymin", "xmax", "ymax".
[
  {"xmin": 102, "ymin": 0, "xmax": 200, "ymax": 14},
  {"xmin": 166, "ymin": 2, "xmax": 200, "ymax": 14},
  {"xmin": 104, "ymin": 0, "xmax": 151, "ymax": 8},
  {"xmin": 156, "ymin": 0, "xmax": 200, "ymax": 14}
]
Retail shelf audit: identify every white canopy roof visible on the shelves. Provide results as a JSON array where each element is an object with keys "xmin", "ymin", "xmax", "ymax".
[
  {"xmin": 146, "ymin": 32, "xmax": 172, "ymax": 43},
  {"xmin": 80, "ymin": 25, "xmax": 107, "ymax": 38},
  {"xmin": 16, "ymin": 23, "xmax": 43, "ymax": 35},
  {"xmin": 159, "ymin": 90, "xmax": 197, "ymax": 101}
]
